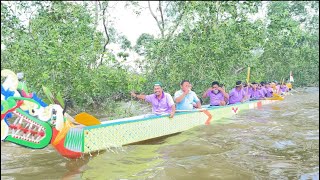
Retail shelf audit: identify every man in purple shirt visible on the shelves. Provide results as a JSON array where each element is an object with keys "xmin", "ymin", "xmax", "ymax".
[
  {"xmin": 229, "ymin": 81, "xmax": 248, "ymax": 104},
  {"xmin": 280, "ymin": 83, "xmax": 289, "ymax": 94},
  {"xmin": 264, "ymin": 82, "xmax": 274, "ymax": 97},
  {"xmin": 248, "ymin": 82, "xmax": 265, "ymax": 100},
  {"xmin": 202, "ymin": 81, "xmax": 229, "ymax": 106},
  {"xmin": 259, "ymin": 81, "xmax": 268, "ymax": 97},
  {"xmin": 131, "ymin": 82, "xmax": 176, "ymax": 118}
]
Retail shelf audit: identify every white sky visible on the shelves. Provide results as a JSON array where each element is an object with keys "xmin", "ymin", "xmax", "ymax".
[
  {"xmin": 106, "ymin": 1, "xmax": 159, "ymax": 45},
  {"xmin": 108, "ymin": 1, "xmax": 269, "ymax": 45},
  {"xmin": 95, "ymin": 1, "xmax": 161, "ymax": 70}
]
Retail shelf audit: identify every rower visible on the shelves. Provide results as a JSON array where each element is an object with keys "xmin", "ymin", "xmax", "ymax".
[
  {"xmin": 131, "ymin": 82, "xmax": 176, "ymax": 118},
  {"xmin": 285, "ymin": 78, "xmax": 293, "ymax": 91},
  {"xmin": 228, "ymin": 81, "xmax": 247, "ymax": 104},
  {"xmin": 264, "ymin": 82, "xmax": 274, "ymax": 97},
  {"xmin": 202, "ymin": 81, "xmax": 229, "ymax": 106},
  {"xmin": 174, "ymin": 80, "xmax": 201, "ymax": 110},
  {"xmin": 249, "ymin": 82, "xmax": 265, "ymax": 100}
]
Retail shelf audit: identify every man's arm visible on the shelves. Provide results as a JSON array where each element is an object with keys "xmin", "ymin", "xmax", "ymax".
[
  {"xmin": 241, "ymin": 90, "xmax": 249, "ymax": 102},
  {"xmin": 174, "ymin": 90, "xmax": 188, "ymax": 103},
  {"xmin": 219, "ymin": 87, "xmax": 229, "ymax": 100},
  {"xmin": 195, "ymin": 101, "xmax": 201, "ymax": 109},
  {"xmin": 131, "ymin": 92, "xmax": 146, "ymax": 100},
  {"xmin": 202, "ymin": 88, "xmax": 211, "ymax": 98},
  {"xmin": 192, "ymin": 92, "xmax": 202, "ymax": 108},
  {"xmin": 169, "ymin": 104, "xmax": 176, "ymax": 118}
]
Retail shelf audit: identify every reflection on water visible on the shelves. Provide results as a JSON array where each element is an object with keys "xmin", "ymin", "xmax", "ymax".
[{"xmin": 1, "ymin": 88, "xmax": 319, "ymax": 180}]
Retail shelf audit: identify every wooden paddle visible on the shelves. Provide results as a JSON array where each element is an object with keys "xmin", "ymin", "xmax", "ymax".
[
  {"xmin": 52, "ymin": 119, "xmax": 74, "ymax": 145},
  {"xmin": 289, "ymin": 71, "xmax": 294, "ymax": 82},
  {"xmin": 245, "ymin": 67, "xmax": 251, "ymax": 100},
  {"xmin": 266, "ymin": 93, "xmax": 284, "ymax": 100}
]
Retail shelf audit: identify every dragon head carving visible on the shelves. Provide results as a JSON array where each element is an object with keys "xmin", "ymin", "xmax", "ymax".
[{"xmin": 1, "ymin": 69, "xmax": 64, "ymax": 149}]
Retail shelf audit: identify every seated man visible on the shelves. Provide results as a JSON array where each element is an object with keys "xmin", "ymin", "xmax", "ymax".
[
  {"xmin": 248, "ymin": 82, "xmax": 265, "ymax": 100},
  {"xmin": 280, "ymin": 83, "xmax": 289, "ymax": 94},
  {"xmin": 271, "ymin": 81, "xmax": 280, "ymax": 94},
  {"xmin": 229, "ymin": 81, "xmax": 247, "ymax": 104},
  {"xmin": 264, "ymin": 82, "xmax": 274, "ymax": 97},
  {"xmin": 131, "ymin": 82, "xmax": 175, "ymax": 118},
  {"xmin": 174, "ymin": 80, "xmax": 201, "ymax": 110},
  {"xmin": 202, "ymin": 81, "xmax": 229, "ymax": 106}
]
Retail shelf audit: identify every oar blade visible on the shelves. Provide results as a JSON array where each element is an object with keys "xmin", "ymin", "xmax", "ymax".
[
  {"xmin": 74, "ymin": 112, "xmax": 101, "ymax": 126},
  {"xmin": 246, "ymin": 67, "xmax": 251, "ymax": 84},
  {"xmin": 265, "ymin": 93, "xmax": 284, "ymax": 100}
]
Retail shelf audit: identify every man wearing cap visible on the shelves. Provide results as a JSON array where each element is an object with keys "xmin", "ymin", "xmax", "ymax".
[
  {"xmin": 174, "ymin": 80, "xmax": 201, "ymax": 110},
  {"xmin": 228, "ymin": 81, "xmax": 248, "ymax": 104},
  {"xmin": 131, "ymin": 82, "xmax": 176, "ymax": 118}
]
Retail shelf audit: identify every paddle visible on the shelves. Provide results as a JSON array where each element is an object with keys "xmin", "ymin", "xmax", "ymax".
[
  {"xmin": 52, "ymin": 119, "xmax": 74, "ymax": 145},
  {"xmin": 245, "ymin": 67, "xmax": 251, "ymax": 100},
  {"xmin": 265, "ymin": 93, "xmax": 284, "ymax": 100},
  {"xmin": 289, "ymin": 71, "xmax": 294, "ymax": 82},
  {"xmin": 74, "ymin": 112, "xmax": 101, "ymax": 126},
  {"xmin": 52, "ymin": 112, "xmax": 102, "ymax": 145}
]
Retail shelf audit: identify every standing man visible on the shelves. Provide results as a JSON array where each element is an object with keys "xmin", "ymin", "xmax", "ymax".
[
  {"xmin": 131, "ymin": 82, "xmax": 175, "ymax": 118},
  {"xmin": 174, "ymin": 80, "xmax": 201, "ymax": 110}
]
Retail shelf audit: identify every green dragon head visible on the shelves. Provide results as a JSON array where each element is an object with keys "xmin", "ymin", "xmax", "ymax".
[{"xmin": 1, "ymin": 69, "xmax": 64, "ymax": 149}]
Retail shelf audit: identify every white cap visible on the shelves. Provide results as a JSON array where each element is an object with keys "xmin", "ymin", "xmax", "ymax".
[{"xmin": 17, "ymin": 72, "xmax": 24, "ymax": 80}]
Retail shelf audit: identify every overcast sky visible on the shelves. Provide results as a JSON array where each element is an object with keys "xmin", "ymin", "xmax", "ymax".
[{"xmin": 107, "ymin": 1, "xmax": 159, "ymax": 45}]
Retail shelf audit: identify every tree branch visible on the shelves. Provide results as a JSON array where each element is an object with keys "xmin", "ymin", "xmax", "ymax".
[
  {"xmin": 234, "ymin": 66, "xmax": 246, "ymax": 74},
  {"xmin": 148, "ymin": 1, "xmax": 163, "ymax": 37},
  {"xmin": 159, "ymin": 1, "xmax": 165, "ymax": 38},
  {"xmin": 99, "ymin": 1, "xmax": 110, "ymax": 67},
  {"xmin": 166, "ymin": 2, "xmax": 187, "ymax": 41}
]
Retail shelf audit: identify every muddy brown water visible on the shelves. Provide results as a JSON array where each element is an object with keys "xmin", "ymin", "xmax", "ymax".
[{"xmin": 1, "ymin": 87, "xmax": 319, "ymax": 180}]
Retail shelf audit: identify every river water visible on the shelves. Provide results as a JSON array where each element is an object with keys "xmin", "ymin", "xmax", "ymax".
[{"xmin": 1, "ymin": 87, "xmax": 319, "ymax": 180}]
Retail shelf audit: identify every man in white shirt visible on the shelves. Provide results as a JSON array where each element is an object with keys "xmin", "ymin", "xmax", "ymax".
[{"xmin": 174, "ymin": 80, "xmax": 201, "ymax": 110}]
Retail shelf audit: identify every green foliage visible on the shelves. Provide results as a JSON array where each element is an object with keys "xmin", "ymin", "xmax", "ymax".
[
  {"xmin": 1, "ymin": 1, "xmax": 144, "ymax": 113},
  {"xmin": 141, "ymin": 1, "xmax": 318, "ymax": 95}
]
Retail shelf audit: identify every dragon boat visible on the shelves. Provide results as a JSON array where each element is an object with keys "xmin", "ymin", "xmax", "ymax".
[{"xmin": 1, "ymin": 69, "xmax": 282, "ymax": 159}]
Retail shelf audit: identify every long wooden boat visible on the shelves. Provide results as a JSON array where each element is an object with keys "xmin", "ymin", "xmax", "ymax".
[
  {"xmin": 64, "ymin": 99, "xmax": 275, "ymax": 155},
  {"xmin": 1, "ymin": 69, "xmax": 281, "ymax": 159}
]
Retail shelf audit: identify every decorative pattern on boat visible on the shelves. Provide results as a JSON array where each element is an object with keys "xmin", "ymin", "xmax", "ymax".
[
  {"xmin": 64, "ymin": 127, "xmax": 84, "ymax": 152},
  {"xmin": 82, "ymin": 112, "xmax": 208, "ymax": 153}
]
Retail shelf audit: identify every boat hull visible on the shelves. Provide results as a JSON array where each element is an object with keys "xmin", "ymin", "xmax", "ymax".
[{"xmin": 63, "ymin": 99, "xmax": 276, "ymax": 154}]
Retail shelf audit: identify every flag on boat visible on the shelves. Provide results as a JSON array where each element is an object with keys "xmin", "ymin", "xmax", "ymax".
[{"xmin": 289, "ymin": 71, "xmax": 294, "ymax": 82}]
